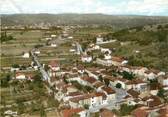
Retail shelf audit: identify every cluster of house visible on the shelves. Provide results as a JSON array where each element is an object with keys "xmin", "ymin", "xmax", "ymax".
[
  {"xmin": 41, "ymin": 59, "xmax": 167, "ymax": 117},
  {"xmin": 79, "ymin": 36, "xmax": 129, "ymax": 67},
  {"xmin": 12, "ymin": 34, "xmax": 168, "ymax": 117}
]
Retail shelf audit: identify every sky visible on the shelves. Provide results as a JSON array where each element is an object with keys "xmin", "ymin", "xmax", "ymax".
[{"xmin": 0, "ymin": 0, "xmax": 168, "ymax": 16}]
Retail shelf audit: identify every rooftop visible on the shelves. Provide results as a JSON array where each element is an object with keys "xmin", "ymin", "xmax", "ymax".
[
  {"xmin": 62, "ymin": 108, "xmax": 84, "ymax": 117},
  {"xmin": 81, "ymin": 76, "xmax": 97, "ymax": 84},
  {"xmin": 102, "ymin": 86, "xmax": 116, "ymax": 94}
]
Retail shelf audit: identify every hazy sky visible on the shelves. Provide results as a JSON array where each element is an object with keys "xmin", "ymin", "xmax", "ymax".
[{"xmin": 1, "ymin": 0, "xmax": 168, "ymax": 16}]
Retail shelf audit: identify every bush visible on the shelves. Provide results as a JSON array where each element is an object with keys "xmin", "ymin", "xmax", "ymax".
[
  {"xmin": 84, "ymin": 104, "xmax": 89, "ymax": 109},
  {"xmin": 121, "ymin": 71, "xmax": 135, "ymax": 80},
  {"xmin": 104, "ymin": 79, "xmax": 110, "ymax": 86},
  {"xmin": 157, "ymin": 88, "xmax": 165, "ymax": 99},
  {"xmin": 120, "ymin": 104, "xmax": 137, "ymax": 116},
  {"xmin": 12, "ymin": 64, "xmax": 20, "ymax": 68},
  {"xmin": 0, "ymin": 74, "xmax": 11, "ymax": 87},
  {"xmin": 116, "ymin": 83, "xmax": 122, "ymax": 88}
]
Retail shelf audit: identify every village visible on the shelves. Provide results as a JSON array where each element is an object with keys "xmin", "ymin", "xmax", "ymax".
[{"xmin": 1, "ymin": 25, "xmax": 168, "ymax": 117}]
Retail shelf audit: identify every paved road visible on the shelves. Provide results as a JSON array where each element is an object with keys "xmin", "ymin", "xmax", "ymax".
[
  {"xmin": 76, "ymin": 42, "xmax": 84, "ymax": 55},
  {"xmin": 31, "ymin": 51, "xmax": 50, "ymax": 81}
]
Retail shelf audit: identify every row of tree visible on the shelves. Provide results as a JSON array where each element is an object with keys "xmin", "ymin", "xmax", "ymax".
[{"xmin": 1, "ymin": 31, "xmax": 15, "ymax": 42}]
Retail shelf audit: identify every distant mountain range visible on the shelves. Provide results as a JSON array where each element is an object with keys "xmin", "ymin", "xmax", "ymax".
[{"xmin": 2, "ymin": 14, "xmax": 168, "ymax": 28}]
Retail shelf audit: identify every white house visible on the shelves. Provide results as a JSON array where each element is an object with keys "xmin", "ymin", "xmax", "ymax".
[
  {"xmin": 158, "ymin": 76, "xmax": 168, "ymax": 86},
  {"xmin": 45, "ymin": 37, "xmax": 52, "ymax": 40},
  {"xmin": 4, "ymin": 110, "xmax": 17, "ymax": 116},
  {"xmin": 131, "ymin": 67, "xmax": 148, "ymax": 78},
  {"xmin": 11, "ymin": 67, "xmax": 20, "ymax": 72},
  {"xmin": 81, "ymin": 55, "xmax": 92, "ymax": 63},
  {"xmin": 34, "ymin": 50, "xmax": 40, "ymax": 55},
  {"xmin": 69, "ymin": 49, "xmax": 76, "ymax": 52},
  {"xmin": 88, "ymin": 44, "xmax": 100, "ymax": 51},
  {"xmin": 126, "ymin": 79, "xmax": 148, "ymax": 92},
  {"xmin": 101, "ymin": 48, "xmax": 112, "ymax": 54},
  {"xmin": 50, "ymin": 43, "xmax": 57, "ymax": 47},
  {"xmin": 51, "ymin": 34, "xmax": 57, "ymax": 38},
  {"xmin": 93, "ymin": 45, "xmax": 100, "ymax": 50},
  {"xmin": 22, "ymin": 52, "xmax": 30, "ymax": 58},
  {"xmin": 104, "ymin": 54, "xmax": 111, "ymax": 60},
  {"xmin": 96, "ymin": 56, "xmax": 127, "ymax": 67},
  {"xmin": 69, "ymin": 92, "xmax": 106, "ymax": 109},
  {"xmin": 96, "ymin": 36, "xmax": 104, "ymax": 44},
  {"xmin": 101, "ymin": 86, "xmax": 116, "ymax": 103},
  {"xmin": 144, "ymin": 69, "xmax": 165, "ymax": 80},
  {"xmin": 68, "ymin": 36, "xmax": 73, "ymax": 39},
  {"xmin": 15, "ymin": 73, "xmax": 26, "ymax": 80}
]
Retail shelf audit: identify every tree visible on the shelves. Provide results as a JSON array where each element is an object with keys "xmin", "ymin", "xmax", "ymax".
[
  {"xmin": 40, "ymin": 104, "xmax": 47, "ymax": 117},
  {"xmin": 98, "ymin": 75, "xmax": 103, "ymax": 82},
  {"xmin": 116, "ymin": 83, "xmax": 122, "ymax": 89},
  {"xmin": 72, "ymin": 113, "xmax": 80, "ymax": 117},
  {"xmin": 71, "ymin": 81, "xmax": 83, "ymax": 90},
  {"xmin": 122, "ymin": 71, "xmax": 135, "ymax": 80},
  {"xmin": 12, "ymin": 64, "xmax": 20, "ymax": 68},
  {"xmin": 0, "ymin": 32, "xmax": 15, "ymax": 42},
  {"xmin": 0, "ymin": 74, "xmax": 11, "ymax": 87},
  {"xmin": 84, "ymin": 104, "xmax": 89, "ymax": 109},
  {"xmin": 120, "ymin": 104, "xmax": 137, "ymax": 116},
  {"xmin": 63, "ymin": 77, "xmax": 68, "ymax": 84},
  {"xmin": 81, "ymin": 43, "xmax": 88, "ymax": 51},
  {"xmin": 99, "ymin": 54, "xmax": 104, "ymax": 59},
  {"xmin": 44, "ymin": 65, "xmax": 49, "ymax": 71},
  {"xmin": 104, "ymin": 79, "xmax": 110, "ymax": 86},
  {"xmin": 17, "ymin": 101, "xmax": 25, "ymax": 114},
  {"xmin": 84, "ymin": 86, "xmax": 93, "ymax": 92},
  {"xmin": 92, "ymin": 37, "xmax": 96, "ymax": 43},
  {"xmin": 1, "ymin": 96, "xmax": 6, "ymax": 108},
  {"xmin": 157, "ymin": 88, "xmax": 165, "ymax": 98}
]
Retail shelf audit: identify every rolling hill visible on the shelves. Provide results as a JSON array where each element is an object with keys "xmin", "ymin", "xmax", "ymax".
[{"xmin": 2, "ymin": 14, "xmax": 168, "ymax": 29}]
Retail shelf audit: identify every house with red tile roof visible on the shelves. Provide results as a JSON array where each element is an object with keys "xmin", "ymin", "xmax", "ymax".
[
  {"xmin": 126, "ymin": 79, "xmax": 148, "ymax": 92},
  {"xmin": 100, "ymin": 86, "xmax": 116, "ymax": 103},
  {"xmin": 48, "ymin": 60, "xmax": 60, "ymax": 77},
  {"xmin": 131, "ymin": 106, "xmax": 150, "ymax": 117},
  {"xmin": 157, "ymin": 105, "xmax": 168, "ymax": 117},
  {"xmin": 96, "ymin": 56, "xmax": 128, "ymax": 67},
  {"xmin": 14, "ymin": 71, "xmax": 35, "ymax": 81},
  {"xmin": 93, "ymin": 81, "xmax": 104, "ymax": 89},
  {"xmin": 143, "ymin": 69, "xmax": 165, "ymax": 80},
  {"xmin": 69, "ymin": 92, "xmax": 106, "ymax": 109},
  {"xmin": 64, "ymin": 92, "xmax": 84, "ymax": 102},
  {"xmin": 100, "ymin": 108, "xmax": 118, "ymax": 117},
  {"xmin": 62, "ymin": 108, "xmax": 88, "ymax": 117},
  {"xmin": 79, "ymin": 76, "xmax": 97, "ymax": 87},
  {"xmin": 15, "ymin": 72, "xmax": 26, "ymax": 80},
  {"xmin": 142, "ymin": 95, "xmax": 163, "ymax": 108},
  {"xmin": 85, "ymin": 67, "xmax": 102, "ymax": 80}
]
